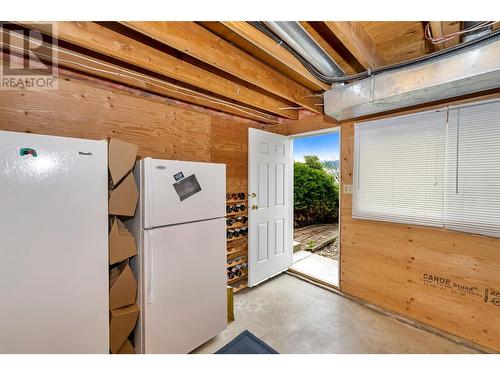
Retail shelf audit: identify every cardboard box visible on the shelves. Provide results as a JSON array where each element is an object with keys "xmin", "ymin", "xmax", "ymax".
[
  {"xmin": 117, "ymin": 219, "xmax": 130, "ymax": 234},
  {"xmin": 109, "ymin": 262, "xmax": 137, "ymax": 310},
  {"xmin": 109, "ymin": 173, "xmax": 139, "ymax": 217},
  {"xmin": 117, "ymin": 339, "xmax": 135, "ymax": 354},
  {"xmin": 109, "ymin": 218, "xmax": 137, "ymax": 265},
  {"xmin": 109, "ymin": 304, "xmax": 139, "ymax": 353},
  {"xmin": 108, "ymin": 138, "xmax": 138, "ymax": 188}
]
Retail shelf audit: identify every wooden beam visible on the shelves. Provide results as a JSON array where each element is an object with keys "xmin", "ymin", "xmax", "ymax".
[
  {"xmin": 19, "ymin": 22, "xmax": 298, "ymax": 119},
  {"xmin": 222, "ymin": 22, "xmax": 330, "ymax": 91},
  {"xmin": 299, "ymin": 22, "xmax": 358, "ymax": 75},
  {"xmin": 121, "ymin": 22, "xmax": 322, "ymax": 114},
  {"xmin": 324, "ymin": 21, "xmax": 386, "ymax": 69},
  {"xmin": 1, "ymin": 28, "xmax": 280, "ymax": 124},
  {"xmin": 283, "ymin": 115, "xmax": 338, "ymax": 135},
  {"xmin": 429, "ymin": 21, "xmax": 462, "ymax": 50},
  {"xmin": 200, "ymin": 22, "xmax": 328, "ymax": 92}
]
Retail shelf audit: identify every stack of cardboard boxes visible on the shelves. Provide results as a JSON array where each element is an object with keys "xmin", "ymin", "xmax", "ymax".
[{"xmin": 107, "ymin": 139, "xmax": 140, "ymax": 354}]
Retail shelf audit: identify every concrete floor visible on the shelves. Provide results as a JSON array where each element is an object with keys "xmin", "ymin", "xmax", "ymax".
[{"xmin": 193, "ymin": 274, "xmax": 479, "ymax": 354}]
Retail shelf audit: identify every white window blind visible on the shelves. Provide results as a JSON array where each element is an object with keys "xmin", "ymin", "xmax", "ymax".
[
  {"xmin": 353, "ymin": 110, "xmax": 447, "ymax": 227},
  {"xmin": 444, "ymin": 100, "xmax": 500, "ymax": 238}
]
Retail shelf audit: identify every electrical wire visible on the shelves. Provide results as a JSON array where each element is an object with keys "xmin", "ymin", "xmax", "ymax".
[
  {"xmin": 425, "ymin": 21, "xmax": 499, "ymax": 45},
  {"xmin": 0, "ymin": 31, "xmax": 281, "ymax": 123},
  {"xmin": 250, "ymin": 21, "xmax": 500, "ymax": 85}
]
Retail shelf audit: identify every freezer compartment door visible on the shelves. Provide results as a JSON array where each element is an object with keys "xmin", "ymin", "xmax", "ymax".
[
  {"xmin": 0, "ymin": 131, "xmax": 109, "ymax": 353},
  {"xmin": 143, "ymin": 218, "xmax": 227, "ymax": 354},
  {"xmin": 141, "ymin": 158, "xmax": 226, "ymax": 228}
]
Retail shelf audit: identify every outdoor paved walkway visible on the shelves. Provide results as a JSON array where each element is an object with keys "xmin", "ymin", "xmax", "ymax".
[
  {"xmin": 292, "ymin": 224, "xmax": 340, "ymax": 287},
  {"xmin": 294, "ymin": 223, "xmax": 338, "ymax": 252}
]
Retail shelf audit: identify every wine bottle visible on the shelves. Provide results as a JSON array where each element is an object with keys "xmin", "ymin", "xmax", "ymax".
[{"xmin": 231, "ymin": 267, "xmax": 242, "ymax": 277}]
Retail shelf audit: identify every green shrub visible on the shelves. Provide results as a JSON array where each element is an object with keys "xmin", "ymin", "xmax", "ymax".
[{"xmin": 294, "ymin": 156, "xmax": 339, "ymax": 227}]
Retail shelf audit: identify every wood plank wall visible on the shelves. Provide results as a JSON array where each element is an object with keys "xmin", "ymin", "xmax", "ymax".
[
  {"xmin": 284, "ymin": 94, "xmax": 500, "ymax": 352},
  {"xmin": 0, "ymin": 72, "xmax": 269, "ymax": 192}
]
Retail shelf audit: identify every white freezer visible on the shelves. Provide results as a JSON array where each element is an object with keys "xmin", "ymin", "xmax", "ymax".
[
  {"xmin": 137, "ymin": 158, "xmax": 226, "ymax": 229},
  {"xmin": 0, "ymin": 131, "xmax": 109, "ymax": 353}
]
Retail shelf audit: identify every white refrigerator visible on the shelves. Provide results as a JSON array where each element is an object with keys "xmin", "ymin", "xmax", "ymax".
[
  {"xmin": 128, "ymin": 157, "xmax": 227, "ymax": 354},
  {"xmin": 0, "ymin": 130, "xmax": 109, "ymax": 354}
]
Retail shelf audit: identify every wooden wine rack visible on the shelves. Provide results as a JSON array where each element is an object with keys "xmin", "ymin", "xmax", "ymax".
[{"xmin": 226, "ymin": 192, "xmax": 248, "ymax": 292}]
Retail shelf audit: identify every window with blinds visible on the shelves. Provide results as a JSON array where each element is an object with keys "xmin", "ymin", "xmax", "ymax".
[
  {"xmin": 444, "ymin": 101, "xmax": 500, "ymax": 238},
  {"xmin": 353, "ymin": 110, "xmax": 447, "ymax": 227},
  {"xmin": 353, "ymin": 99, "xmax": 500, "ymax": 239}
]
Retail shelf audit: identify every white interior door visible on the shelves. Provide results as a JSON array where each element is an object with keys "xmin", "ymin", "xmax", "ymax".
[{"xmin": 248, "ymin": 128, "xmax": 292, "ymax": 287}]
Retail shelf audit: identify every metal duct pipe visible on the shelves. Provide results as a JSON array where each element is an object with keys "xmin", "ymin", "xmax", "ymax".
[
  {"xmin": 462, "ymin": 21, "xmax": 493, "ymax": 43},
  {"xmin": 263, "ymin": 21, "xmax": 345, "ymax": 77},
  {"xmin": 324, "ymin": 36, "xmax": 500, "ymax": 121}
]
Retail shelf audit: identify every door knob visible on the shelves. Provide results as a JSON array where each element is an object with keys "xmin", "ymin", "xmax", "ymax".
[
  {"xmin": 252, "ymin": 204, "xmax": 259, "ymax": 210},
  {"xmin": 251, "ymin": 193, "xmax": 256, "ymax": 198}
]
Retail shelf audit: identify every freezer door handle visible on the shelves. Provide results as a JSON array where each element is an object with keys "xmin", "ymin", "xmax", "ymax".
[{"xmin": 146, "ymin": 231, "xmax": 154, "ymax": 304}]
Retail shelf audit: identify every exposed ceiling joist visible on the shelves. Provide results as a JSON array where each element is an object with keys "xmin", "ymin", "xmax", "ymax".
[
  {"xmin": 0, "ymin": 29, "xmax": 279, "ymax": 124},
  {"xmin": 0, "ymin": 30, "xmax": 279, "ymax": 124},
  {"xmin": 19, "ymin": 22, "xmax": 298, "ymax": 119},
  {"xmin": 429, "ymin": 21, "xmax": 462, "ymax": 50},
  {"xmin": 324, "ymin": 21, "xmax": 386, "ymax": 69},
  {"xmin": 221, "ymin": 22, "xmax": 330, "ymax": 92},
  {"xmin": 120, "ymin": 21, "xmax": 322, "ymax": 114},
  {"xmin": 361, "ymin": 21, "xmax": 433, "ymax": 64},
  {"xmin": 299, "ymin": 22, "xmax": 357, "ymax": 75},
  {"xmin": 199, "ymin": 21, "xmax": 328, "ymax": 92}
]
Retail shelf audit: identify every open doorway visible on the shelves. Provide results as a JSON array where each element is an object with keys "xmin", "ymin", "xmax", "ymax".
[{"xmin": 288, "ymin": 129, "xmax": 340, "ymax": 288}]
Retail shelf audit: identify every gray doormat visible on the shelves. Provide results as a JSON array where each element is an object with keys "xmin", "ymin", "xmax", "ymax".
[{"xmin": 214, "ymin": 330, "xmax": 279, "ymax": 354}]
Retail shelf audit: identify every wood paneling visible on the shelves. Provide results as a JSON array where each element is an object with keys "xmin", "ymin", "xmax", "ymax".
[
  {"xmin": 0, "ymin": 76, "xmax": 209, "ymax": 160},
  {"xmin": 284, "ymin": 99, "xmax": 500, "ymax": 352},
  {"xmin": 210, "ymin": 116, "xmax": 253, "ymax": 191}
]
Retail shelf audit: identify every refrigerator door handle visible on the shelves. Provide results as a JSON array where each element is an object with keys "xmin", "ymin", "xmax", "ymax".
[
  {"xmin": 147, "ymin": 230, "xmax": 154, "ymax": 304},
  {"xmin": 144, "ymin": 157, "xmax": 155, "ymax": 229}
]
